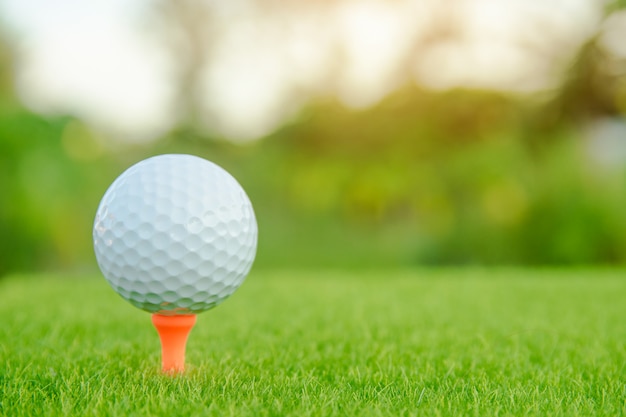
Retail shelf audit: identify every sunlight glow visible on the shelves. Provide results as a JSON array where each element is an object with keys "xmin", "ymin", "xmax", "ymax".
[
  {"xmin": 0, "ymin": 0, "xmax": 605, "ymax": 142},
  {"xmin": 16, "ymin": 25, "xmax": 175, "ymax": 142},
  {"xmin": 334, "ymin": 1, "xmax": 417, "ymax": 108}
]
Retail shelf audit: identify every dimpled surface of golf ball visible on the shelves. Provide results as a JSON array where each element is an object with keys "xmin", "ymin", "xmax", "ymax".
[{"xmin": 93, "ymin": 154, "xmax": 257, "ymax": 315}]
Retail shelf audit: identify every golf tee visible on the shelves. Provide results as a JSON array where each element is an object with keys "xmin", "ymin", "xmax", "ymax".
[{"xmin": 151, "ymin": 314, "xmax": 197, "ymax": 373}]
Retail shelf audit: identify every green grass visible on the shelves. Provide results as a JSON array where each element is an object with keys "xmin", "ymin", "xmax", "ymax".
[{"xmin": 1, "ymin": 269, "xmax": 625, "ymax": 416}]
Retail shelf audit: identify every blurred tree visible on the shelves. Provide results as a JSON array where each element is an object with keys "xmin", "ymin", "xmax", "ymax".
[
  {"xmin": 545, "ymin": 42, "xmax": 622, "ymax": 124},
  {"xmin": 261, "ymin": 71, "xmax": 626, "ymax": 265},
  {"xmin": 607, "ymin": 0, "xmax": 626, "ymax": 12},
  {"xmin": 2, "ymin": 1, "xmax": 626, "ymax": 273},
  {"xmin": 0, "ymin": 35, "xmax": 128, "ymax": 275},
  {"xmin": 148, "ymin": 1, "xmax": 626, "ymax": 267},
  {"xmin": 0, "ymin": 37, "xmax": 15, "ymax": 105},
  {"xmin": 151, "ymin": 0, "xmax": 215, "ymax": 134}
]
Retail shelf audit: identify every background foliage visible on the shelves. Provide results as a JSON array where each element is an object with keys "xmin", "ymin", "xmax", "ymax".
[{"xmin": 1, "ymin": 5, "xmax": 626, "ymax": 275}]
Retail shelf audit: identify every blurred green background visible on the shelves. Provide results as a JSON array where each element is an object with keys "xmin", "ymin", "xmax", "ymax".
[{"xmin": 1, "ymin": 0, "xmax": 626, "ymax": 276}]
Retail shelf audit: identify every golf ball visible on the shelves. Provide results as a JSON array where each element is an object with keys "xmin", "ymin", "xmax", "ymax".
[{"xmin": 93, "ymin": 154, "xmax": 257, "ymax": 315}]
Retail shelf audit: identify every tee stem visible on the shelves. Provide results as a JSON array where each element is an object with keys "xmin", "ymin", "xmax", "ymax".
[{"xmin": 151, "ymin": 314, "xmax": 197, "ymax": 373}]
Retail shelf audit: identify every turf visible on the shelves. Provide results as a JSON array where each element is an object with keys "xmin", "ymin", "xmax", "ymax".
[{"xmin": 1, "ymin": 269, "xmax": 625, "ymax": 416}]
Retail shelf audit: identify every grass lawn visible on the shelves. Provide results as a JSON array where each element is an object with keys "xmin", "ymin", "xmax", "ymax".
[{"xmin": 1, "ymin": 269, "xmax": 625, "ymax": 416}]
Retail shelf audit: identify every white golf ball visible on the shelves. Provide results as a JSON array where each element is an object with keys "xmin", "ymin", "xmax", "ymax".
[{"xmin": 93, "ymin": 154, "xmax": 257, "ymax": 315}]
